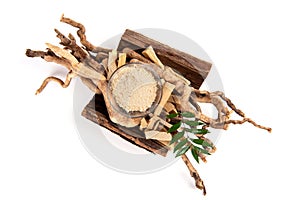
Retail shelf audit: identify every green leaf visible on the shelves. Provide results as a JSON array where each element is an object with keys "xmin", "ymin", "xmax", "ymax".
[
  {"xmin": 194, "ymin": 146, "xmax": 211, "ymax": 155},
  {"xmin": 169, "ymin": 131, "xmax": 184, "ymax": 145},
  {"xmin": 202, "ymin": 141, "xmax": 213, "ymax": 148},
  {"xmin": 192, "ymin": 139, "xmax": 213, "ymax": 148},
  {"xmin": 192, "ymin": 138, "xmax": 204, "ymax": 145},
  {"xmin": 166, "ymin": 113, "xmax": 178, "ymax": 118},
  {"xmin": 173, "ymin": 138, "xmax": 188, "ymax": 153},
  {"xmin": 175, "ymin": 145, "xmax": 190, "ymax": 157},
  {"xmin": 181, "ymin": 112, "xmax": 195, "ymax": 118},
  {"xmin": 185, "ymin": 128, "xmax": 209, "ymax": 134},
  {"xmin": 198, "ymin": 121, "xmax": 204, "ymax": 125},
  {"xmin": 167, "ymin": 121, "xmax": 181, "ymax": 133},
  {"xmin": 184, "ymin": 120, "xmax": 203, "ymax": 127},
  {"xmin": 191, "ymin": 147, "xmax": 199, "ymax": 163}
]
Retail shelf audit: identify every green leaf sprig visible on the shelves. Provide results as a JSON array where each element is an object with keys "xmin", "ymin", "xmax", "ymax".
[{"xmin": 167, "ymin": 111, "xmax": 213, "ymax": 163}]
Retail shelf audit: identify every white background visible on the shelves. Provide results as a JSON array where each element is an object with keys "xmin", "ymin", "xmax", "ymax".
[{"xmin": 1, "ymin": 0, "xmax": 299, "ymax": 199}]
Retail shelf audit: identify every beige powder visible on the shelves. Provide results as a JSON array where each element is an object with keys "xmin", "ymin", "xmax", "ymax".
[{"xmin": 110, "ymin": 66, "xmax": 158, "ymax": 112}]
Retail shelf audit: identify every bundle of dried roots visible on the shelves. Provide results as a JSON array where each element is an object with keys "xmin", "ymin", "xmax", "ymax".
[{"xmin": 25, "ymin": 15, "xmax": 271, "ymax": 195}]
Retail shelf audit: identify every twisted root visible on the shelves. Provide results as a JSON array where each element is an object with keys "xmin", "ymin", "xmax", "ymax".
[
  {"xmin": 225, "ymin": 118, "xmax": 272, "ymax": 132},
  {"xmin": 60, "ymin": 14, "xmax": 111, "ymax": 53},
  {"xmin": 26, "ymin": 16, "xmax": 272, "ymax": 196},
  {"xmin": 181, "ymin": 154, "xmax": 206, "ymax": 195},
  {"xmin": 26, "ymin": 18, "xmax": 107, "ymax": 95},
  {"xmin": 193, "ymin": 90, "xmax": 271, "ymax": 133},
  {"xmin": 54, "ymin": 29, "xmax": 87, "ymax": 61},
  {"xmin": 35, "ymin": 71, "xmax": 76, "ymax": 95}
]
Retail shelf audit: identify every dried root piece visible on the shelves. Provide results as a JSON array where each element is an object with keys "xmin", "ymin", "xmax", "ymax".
[
  {"xmin": 106, "ymin": 50, "xmax": 118, "ymax": 79},
  {"xmin": 163, "ymin": 102, "xmax": 177, "ymax": 113},
  {"xmin": 117, "ymin": 52, "xmax": 127, "ymax": 67},
  {"xmin": 35, "ymin": 71, "xmax": 76, "ymax": 95},
  {"xmin": 129, "ymin": 58, "xmax": 146, "ymax": 64},
  {"xmin": 226, "ymin": 118, "xmax": 272, "ymax": 132},
  {"xmin": 27, "ymin": 43, "xmax": 105, "ymax": 95},
  {"xmin": 142, "ymin": 46, "xmax": 164, "ymax": 69},
  {"xmin": 164, "ymin": 66, "xmax": 191, "ymax": 86},
  {"xmin": 55, "ymin": 28, "xmax": 106, "ymax": 74},
  {"xmin": 25, "ymin": 48, "xmax": 76, "ymax": 94},
  {"xmin": 139, "ymin": 118, "xmax": 148, "ymax": 130},
  {"xmin": 150, "ymin": 131, "xmax": 172, "ymax": 141},
  {"xmin": 146, "ymin": 115, "xmax": 162, "ymax": 131},
  {"xmin": 193, "ymin": 90, "xmax": 272, "ymax": 132},
  {"xmin": 212, "ymin": 91, "xmax": 245, "ymax": 117},
  {"xmin": 45, "ymin": 43, "xmax": 105, "ymax": 81},
  {"xmin": 54, "ymin": 29, "xmax": 87, "ymax": 60},
  {"xmin": 181, "ymin": 154, "xmax": 206, "ymax": 195},
  {"xmin": 198, "ymin": 153, "xmax": 207, "ymax": 163},
  {"xmin": 95, "ymin": 52, "xmax": 108, "ymax": 62},
  {"xmin": 25, "ymin": 49, "xmax": 71, "ymax": 70},
  {"xmin": 60, "ymin": 14, "xmax": 111, "ymax": 53},
  {"xmin": 84, "ymin": 56, "xmax": 106, "ymax": 74},
  {"xmin": 210, "ymin": 91, "xmax": 272, "ymax": 132},
  {"xmin": 154, "ymin": 82, "xmax": 175, "ymax": 116},
  {"xmin": 101, "ymin": 58, "xmax": 108, "ymax": 72},
  {"xmin": 26, "ymin": 15, "xmax": 272, "ymax": 197},
  {"xmin": 80, "ymin": 77, "xmax": 101, "ymax": 94},
  {"xmin": 145, "ymin": 130, "xmax": 171, "ymax": 141},
  {"xmin": 122, "ymin": 47, "xmax": 152, "ymax": 64},
  {"xmin": 45, "ymin": 43, "xmax": 79, "ymax": 66}
]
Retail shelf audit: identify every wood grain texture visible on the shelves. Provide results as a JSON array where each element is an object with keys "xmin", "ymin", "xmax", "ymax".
[
  {"xmin": 117, "ymin": 29, "xmax": 212, "ymax": 89},
  {"xmin": 82, "ymin": 94, "xmax": 169, "ymax": 156},
  {"xmin": 82, "ymin": 29, "xmax": 213, "ymax": 156}
]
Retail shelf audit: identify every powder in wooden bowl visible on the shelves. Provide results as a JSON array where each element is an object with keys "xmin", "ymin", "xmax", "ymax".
[{"xmin": 109, "ymin": 65, "xmax": 158, "ymax": 113}]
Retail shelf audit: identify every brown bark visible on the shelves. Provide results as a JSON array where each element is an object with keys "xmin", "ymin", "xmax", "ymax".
[
  {"xmin": 82, "ymin": 94, "xmax": 170, "ymax": 156},
  {"xmin": 54, "ymin": 29, "xmax": 87, "ymax": 61},
  {"xmin": 26, "ymin": 16, "xmax": 272, "ymax": 196},
  {"xmin": 117, "ymin": 29, "xmax": 212, "ymax": 89},
  {"xmin": 25, "ymin": 49, "xmax": 72, "ymax": 70},
  {"xmin": 81, "ymin": 29, "xmax": 215, "ymax": 157}
]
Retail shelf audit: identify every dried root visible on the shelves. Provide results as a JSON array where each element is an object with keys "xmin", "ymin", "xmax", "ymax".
[
  {"xmin": 226, "ymin": 118, "xmax": 272, "ymax": 132},
  {"xmin": 26, "ymin": 19, "xmax": 107, "ymax": 95},
  {"xmin": 80, "ymin": 77, "xmax": 101, "ymax": 94},
  {"xmin": 25, "ymin": 49, "xmax": 71, "ymax": 70},
  {"xmin": 122, "ymin": 47, "xmax": 152, "ymax": 64},
  {"xmin": 60, "ymin": 14, "xmax": 111, "ymax": 53},
  {"xmin": 54, "ymin": 28, "xmax": 87, "ymax": 61},
  {"xmin": 181, "ymin": 154, "xmax": 206, "ymax": 195},
  {"xmin": 193, "ymin": 90, "xmax": 272, "ymax": 133},
  {"xmin": 26, "ymin": 15, "xmax": 272, "ymax": 196},
  {"xmin": 35, "ymin": 71, "xmax": 76, "ymax": 95}
]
